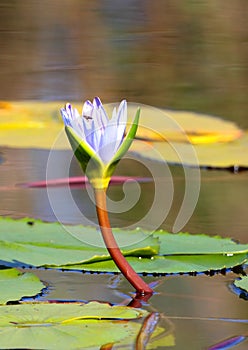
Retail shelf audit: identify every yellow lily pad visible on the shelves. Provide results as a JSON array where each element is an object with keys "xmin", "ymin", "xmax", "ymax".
[
  {"xmin": 0, "ymin": 101, "xmax": 67, "ymax": 149},
  {"xmin": 106, "ymin": 102, "xmax": 243, "ymax": 144},
  {"xmin": 0, "ymin": 101, "xmax": 243, "ymax": 149},
  {"xmin": 0, "ymin": 101, "xmax": 246, "ymax": 168},
  {"xmin": 131, "ymin": 133, "xmax": 248, "ymax": 168}
]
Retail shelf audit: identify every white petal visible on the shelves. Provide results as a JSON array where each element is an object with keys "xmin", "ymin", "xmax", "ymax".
[
  {"xmin": 114, "ymin": 100, "xmax": 127, "ymax": 152},
  {"xmin": 98, "ymin": 101, "xmax": 128, "ymax": 162},
  {"xmin": 98, "ymin": 143, "xmax": 115, "ymax": 164},
  {"xmin": 116, "ymin": 100, "xmax": 127, "ymax": 126},
  {"xmin": 82, "ymin": 115, "xmax": 94, "ymax": 147},
  {"xmin": 94, "ymin": 106, "xmax": 105, "ymax": 134},
  {"xmin": 61, "ymin": 98, "xmax": 129, "ymax": 164},
  {"xmin": 65, "ymin": 103, "xmax": 74, "ymax": 119},
  {"xmin": 60, "ymin": 108, "xmax": 71, "ymax": 127},
  {"xmin": 91, "ymin": 108, "xmax": 103, "ymax": 151},
  {"xmin": 93, "ymin": 97, "xmax": 102, "ymax": 108},
  {"xmin": 61, "ymin": 103, "xmax": 80, "ymax": 127},
  {"xmin": 99, "ymin": 105, "xmax": 109, "ymax": 128},
  {"xmin": 99, "ymin": 122, "xmax": 118, "ymax": 163},
  {"xmin": 111, "ymin": 107, "xmax": 117, "ymax": 121},
  {"xmin": 82, "ymin": 100, "xmax": 93, "ymax": 118}
]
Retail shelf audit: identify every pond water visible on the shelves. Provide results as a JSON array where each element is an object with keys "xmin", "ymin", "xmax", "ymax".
[{"xmin": 0, "ymin": 1, "xmax": 247, "ymax": 349}]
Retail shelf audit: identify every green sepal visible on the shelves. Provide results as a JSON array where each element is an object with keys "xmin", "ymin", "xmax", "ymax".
[
  {"xmin": 103, "ymin": 107, "xmax": 140, "ymax": 179},
  {"xmin": 65, "ymin": 126, "xmax": 104, "ymax": 179},
  {"xmin": 65, "ymin": 108, "xmax": 140, "ymax": 189}
]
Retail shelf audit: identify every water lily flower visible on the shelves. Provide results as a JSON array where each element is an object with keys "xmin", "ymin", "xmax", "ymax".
[
  {"xmin": 60, "ymin": 98, "xmax": 153, "ymax": 295},
  {"xmin": 61, "ymin": 97, "xmax": 140, "ymax": 189}
]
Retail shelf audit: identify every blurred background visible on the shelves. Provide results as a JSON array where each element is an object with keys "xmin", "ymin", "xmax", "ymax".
[{"xmin": 0, "ymin": 0, "xmax": 247, "ymax": 127}]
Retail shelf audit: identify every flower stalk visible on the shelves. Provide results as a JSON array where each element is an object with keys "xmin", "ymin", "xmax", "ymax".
[{"xmin": 94, "ymin": 188, "xmax": 153, "ymax": 295}]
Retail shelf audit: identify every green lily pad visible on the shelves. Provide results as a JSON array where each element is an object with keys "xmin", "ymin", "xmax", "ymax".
[
  {"xmin": 0, "ymin": 268, "xmax": 45, "ymax": 305},
  {"xmin": 65, "ymin": 254, "xmax": 248, "ymax": 274},
  {"xmin": 234, "ymin": 276, "xmax": 248, "ymax": 293},
  {"xmin": 0, "ymin": 217, "xmax": 159, "ymax": 267},
  {"xmin": 156, "ymin": 232, "xmax": 248, "ymax": 255},
  {"xmin": 0, "ymin": 218, "xmax": 247, "ymax": 274},
  {"xmin": 0, "ymin": 302, "xmax": 161, "ymax": 349}
]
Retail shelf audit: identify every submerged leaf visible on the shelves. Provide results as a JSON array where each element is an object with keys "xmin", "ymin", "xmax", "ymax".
[
  {"xmin": 0, "ymin": 218, "xmax": 247, "ymax": 274},
  {"xmin": 19, "ymin": 176, "xmax": 152, "ymax": 188},
  {"xmin": 0, "ymin": 268, "xmax": 45, "ymax": 305}
]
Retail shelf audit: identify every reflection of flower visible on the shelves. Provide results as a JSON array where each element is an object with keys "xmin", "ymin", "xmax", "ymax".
[{"xmin": 61, "ymin": 97, "xmax": 140, "ymax": 189}]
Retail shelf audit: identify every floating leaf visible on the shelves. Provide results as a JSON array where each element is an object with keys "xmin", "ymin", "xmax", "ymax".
[
  {"xmin": 131, "ymin": 134, "xmax": 248, "ymax": 169},
  {"xmin": 0, "ymin": 218, "xmax": 247, "ymax": 274},
  {"xmin": 69, "ymin": 254, "xmax": 248, "ymax": 274},
  {"xmin": 0, "ymin": 268, "xmax": 45, "ymax": 305},
  {"xmin": 105, "ymin": 103, "xmax": 243, "ymax": 144},
  {"xmin": 157, "ymin": 232, "xmax": 248, "ymax": 255},
  {"xmin": 0, "ymin": 100, "xmax": 243, "ymax": 148},
  {"xmin": 0, "ymin": 302, "xmax": 159, "ymax": 349},
  {"xmin": 1, "ymin": 101, "xmax": 246, "ymax": 168},
  {"xmin": 0, "ymin": 101, "xmax": 67, "ymax": 149},
  {"xmin": 0, "ymin": 217, "xmax": 159, "ymax": 267}
]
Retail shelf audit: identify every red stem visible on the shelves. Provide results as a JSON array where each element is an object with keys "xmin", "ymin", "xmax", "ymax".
[{"xmin": 94, "ymin": 188, "xmax": 153, "ymax": 296}]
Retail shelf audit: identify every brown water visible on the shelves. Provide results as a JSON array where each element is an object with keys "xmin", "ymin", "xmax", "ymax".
[
  {"xmin": 0, "ymin": 1, "xmax": 248, "ymax": 349},
  {"xmin": 0, "ymin": 1, "xmax": 247, "ymax": 127}
]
